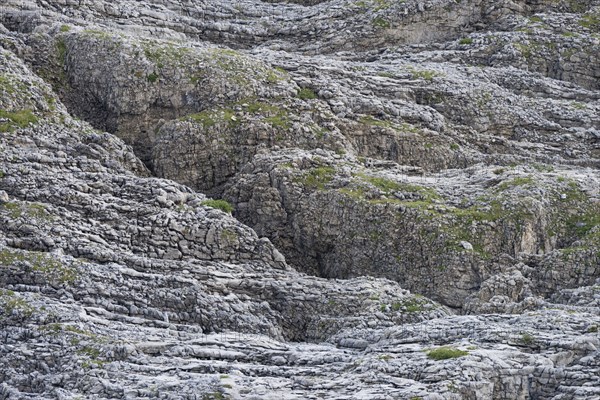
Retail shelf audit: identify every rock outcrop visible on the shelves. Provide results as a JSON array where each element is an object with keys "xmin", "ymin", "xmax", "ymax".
[{"xmin": 0, "ymin": 0, "xmax": 599, "ymax": 398}]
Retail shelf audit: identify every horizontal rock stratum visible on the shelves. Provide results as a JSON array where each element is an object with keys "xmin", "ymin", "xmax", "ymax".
[{"xmin": 0, "ymin": 0, "xmax": 599, "ymax": 399}]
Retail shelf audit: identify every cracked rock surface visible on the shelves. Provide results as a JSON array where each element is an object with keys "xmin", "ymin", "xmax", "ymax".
[{"xmin": 0, "ymin": 0, "xmax": 599, "ymax": 398}]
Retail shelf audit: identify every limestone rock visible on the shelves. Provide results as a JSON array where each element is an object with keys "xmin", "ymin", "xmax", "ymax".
[{"xmin": 0, "ymin": 0, "xmax": 599, "ymax": 398}]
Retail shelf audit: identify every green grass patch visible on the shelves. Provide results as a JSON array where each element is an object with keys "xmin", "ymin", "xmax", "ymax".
[
  {"xmin": 0, "ymin": 74, "xmax": 27, "ymax": 96},
  {"xmin": 362, "ymin": 175, "xmax": 403, "ymax": 193},
  {"xmin": 531, "ymin": 163, "xmax": 554, "ymax": 172},
  {"xmin": 185, "ymin": 107, "xmax": 240, "ymax": 128},
  {"xmin": 142, "ymin": 40, "xmax": 191, "ymax": 69},
  {"xmin": 496, "ymin": 176, "xmax": 534, "ymax": 191},
  {"xmin": 186, "ymin": 110, "xmax": 217, "ymax": 127},
  {"xmin": 56, "ymin": 38, "xmax": 67, "ymax": 65},
  {"xmin": 202, "ymin": 393, "xmax": 226, "ymax": 400},
  {"xmin": 1, "ymin": 202, "xmax": 22, "ymax": 218},
  {"xmin": 221, "ymin": 229, "xmax": 238, "ymax": 243},
  {"xmin": 0, "ymin": 292, "xmax": 35, "ymax": 318},
  {"xmin": 359, "ymin": 115, "xmax": 395, "ymax": 129},
  {"xmin": 78, "ymin": 345, "xmax": 106, "ymax": 368},
  {"xmin": 201, "ymin": 199, "xmax": 234, "ymax": 214},
  {"xmin": 403, "ymin": 297, "xmax": 426, "ymax": 312},
  {"xmin": 147, "ymin": 72, "xmax": 159, "ymax": 83},
  {"xmin": 565, "ymin": 210, "xmax": 600, "ymax": 239},
  {"xmin": 450, "ymin": 200, "xmax": 506, "ymax": 224},
  {"xmin": 528, "ymin": 16, "xmax": 543, "ymax": 23},
  {"xmin": 25, "ymin": 203, "xmax": 53, "ymax": 221},
  {"xmin": 264, "ymin": 114, "xmax": 290, "ymax": 129},
  {"xmin": 579, "ymin": 13, "xmax": 600, "ymax": 30},
  {"xmin": 408, "ymin": 68, "xmax": 441, "ymax": 82},
  {"xmin": 427, "ymin": 347, "xmax": 468, "ymax": 360},
  {"xmin": 520, "ymin": 332, "xmax": 535, "ymax": 345},
  {"xmin": 266, "ymin": 68, "xmax": 286, "ymax": 83},
  {"xmin": 562, "ymin": 31, "xmax": 579, "ymax": 38},
  {"xmin": 82, "ymin": 29, "xmax": 115, "ymax": 40},
  {"xmin": 386, "ymin": 295, "xmax": 428, "ymax": 313},
  {"xmin": 358, "ymin": 174, "xmax": 440, "ymax": 201},
  {"xmin": 0, "ymin": 248, "xmax": 78, "ymax": 284},
  {"xmin": 0, "ymin": 109, "xmax": 38, "ymax": 132},
  {"xmin": 339, "ymin": 187, "xmax": 368, "ymax": 200},
  {"xmin": 246, "ymin": 101, "xmax": 290, "ymax": 129},
  {"xmin": 561, "ymin": 180, "xmax": 588, "ymax": 202},
  {"xmin": 300, "ymin": 166, "xmax": 336, "ymax": 190},
  {"xmin": 1, "ymin": 202, "xmax": 53, "ymax": 220},
  {"xmin": 459, "ymin": 38, "xmax": 473, "ymax": 45},
  {"xmin": 442, "ymin": 198, "xmax": 534, "ymax": 259},
  {"xmin": 372, "ymin": 17, "xmax": 390, "ymax": 29},
  {"xmin": 298, "ymin": 88, "xmax": 317, "ymax": 100}
]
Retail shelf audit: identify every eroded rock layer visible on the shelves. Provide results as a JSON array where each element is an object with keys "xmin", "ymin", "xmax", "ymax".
[{"xmin": 0, "ymin": 0, "xmax": 599, "ymax": 398}]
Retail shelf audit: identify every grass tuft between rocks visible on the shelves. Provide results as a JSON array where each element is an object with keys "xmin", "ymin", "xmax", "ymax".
[
  {"xmin": 427, "ymin": 347, "xmax": 468, "ymax": 360},
  {"xmin": 201, "ymin": 199, "xmax": 234, "ymax": 214}
]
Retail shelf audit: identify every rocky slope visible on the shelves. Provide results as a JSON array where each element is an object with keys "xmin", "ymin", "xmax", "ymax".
[{"xmin": 0, "ymin": 0, "xmax": 599, "ymax": 399}]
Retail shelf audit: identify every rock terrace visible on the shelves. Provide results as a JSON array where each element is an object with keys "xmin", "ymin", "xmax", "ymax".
[{"xmin": 0, "ymin": 0, "xmax": 599, "ymax": 399}]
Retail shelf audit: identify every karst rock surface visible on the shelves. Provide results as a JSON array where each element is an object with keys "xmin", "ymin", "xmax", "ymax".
[{"xmin": 0, "ymin": 0, "xmax": 599, "ymax": 399}]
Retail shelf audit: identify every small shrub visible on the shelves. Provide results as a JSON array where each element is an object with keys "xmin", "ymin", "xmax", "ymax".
[
  {"xmin": 147, "ymin": 72, "xmax": 159, "ymax": 83},
  {"xmin": 459, "ymin": 38, "xmax": 473, "ymax": 45},
  {"xmin": 372, "ymin": 17, "xmax": 390, "ymax": 29},
  {"xmin": 427, "ymin": 347, "xmax": 468, "ymax": 360},
  {"xmin": 403, "ymin": 298, "xmax": 425, "ymax": 313},
  {"xmin": 201, "ymin": 199, "xmax": 234, "ymax": 214},
  {"xmin": 60, "ymin": 25, "xmax": 71, "ymax": 32},
  {"xmin": 298, "ymin": 88, "xmax": 317, "ymax": 100},
  {"xmin": 408, "ymin": 68, "xmax": 441, "ymax": 81},
  {"xmin": 520, "ymin": 332, "xmax": 535, "ymax": 345}
]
